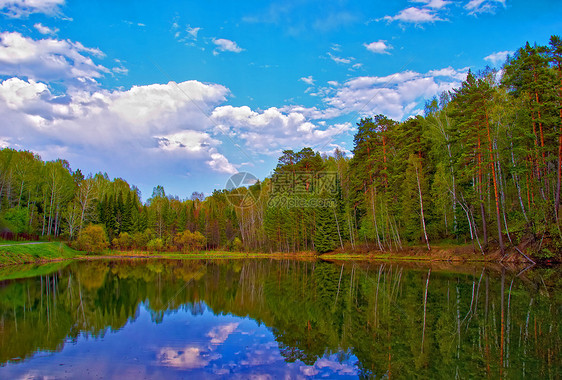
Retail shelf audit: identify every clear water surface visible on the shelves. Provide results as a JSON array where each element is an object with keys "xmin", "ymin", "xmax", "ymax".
[{"xmin": 0, "ymin": 259, "xmax": 560, "ymax": 379}]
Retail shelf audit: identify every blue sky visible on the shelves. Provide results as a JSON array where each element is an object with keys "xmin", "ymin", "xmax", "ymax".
[{"xmin": 0, "ymin": 0, "xmax": 560, "ymax": 200}]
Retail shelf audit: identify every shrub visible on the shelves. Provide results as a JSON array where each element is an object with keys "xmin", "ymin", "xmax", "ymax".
[
  {"xmin": 112, "ymin": 232, "xmax": 133, "ymax": 250},
  {"xmin": 147, "ymin": 238, "xmax": 164, "ymax": 252},
  {"xmin": 1, "ymin": 207, "xmax": 30, "ymax": 234},
  {"xmin": 76, "ymin": 225, "xmax": 108, "ymax": 254},
  {"xmin": 173, "ymin": 230, "xmax": 207, "ymax": 252},
  {"xmin": 231, "ymin": 237, "xmax": 243, "ymax": 252}
]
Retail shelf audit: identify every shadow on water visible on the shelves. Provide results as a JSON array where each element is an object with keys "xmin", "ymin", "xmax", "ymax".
[{"xmin": 0, "ymin": 258, "xmax": 560, "ymax": 378}]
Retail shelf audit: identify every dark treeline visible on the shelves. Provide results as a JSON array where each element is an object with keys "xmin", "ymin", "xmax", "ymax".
[{"xmin": 1, "ymin": 36, "xmax": 561, "ymax": 258}]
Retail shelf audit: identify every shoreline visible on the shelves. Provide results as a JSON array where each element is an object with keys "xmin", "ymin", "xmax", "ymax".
[{"xmin": 0, "ymin": 240, "xmax": 545, "ymax": 267}]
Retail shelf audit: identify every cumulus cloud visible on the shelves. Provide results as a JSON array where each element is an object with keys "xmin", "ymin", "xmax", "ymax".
[
  {"xmin": 0, "ymin": 0, "xmax": 65, "ymax": 17},
  {"xmin": 364, "ymin": 40, "xmax": 393, "ymax": 54},
  {"xmin": 381, "ymin": 0, "xmax": 504, "ymax": 23},
  {"xmin": 484, "ymin": 50, "xmax": 512, "ymax": 66},
  {"xmin": 33, "ymin": 23, "xmax": 59, "ymax": 35},
  {"xmin": 211, "ymin": 105, "xmax": 353, "ymax": 155},
  {"xmin": 212, "ymin": 38, "xmax": 243, "ymax": 55},
  {"xmin": 465, "ymin": 0, "xmax": 506, "ymax": 15},
  {"xmin": 381, "ymin": 7, "xmax": 445, "ymax": 24},
  {"xmin": 323, "ymin": 67, "xmax": 468, "ymax": 121},
  {"xmin": 0, "ymin": 32, "xmax": 107, "ymax": 87},
  {"xmin": 0, "ymin": 77, "xmax": 236, "ymax": 177}
]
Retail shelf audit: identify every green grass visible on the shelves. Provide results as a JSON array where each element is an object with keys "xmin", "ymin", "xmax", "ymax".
[
  {"xmin": 0, "ymin": 242, "xmax": 81, "ymax": 266},
  {"xmin": 0, "ymin": 239, "xmax": 42, "ymax": 245}
]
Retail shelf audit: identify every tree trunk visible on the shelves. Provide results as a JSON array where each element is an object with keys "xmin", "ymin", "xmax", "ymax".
[
  {"xmin": 371, "ymin": 187, "xmax": 384, "ymax": 251},
  {"xmin": 485, "ymin": 112, "xmax": 505, "ymax": 254},
  {"xmin": 415, "ymin": 162, "xmax": 430, "ymax": 251},
  {"xmin": 554, "ymin": 64, "xmax": 562, "ymax": 220},
  {"xmin": 477, "ymin": 136, "xmax": 488, "ymax": 245}
]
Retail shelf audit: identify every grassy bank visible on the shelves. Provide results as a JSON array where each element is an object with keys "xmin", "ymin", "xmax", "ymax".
[{"xmin": 0, "ymin": 242, "xmax": 80, "ymax": 266}]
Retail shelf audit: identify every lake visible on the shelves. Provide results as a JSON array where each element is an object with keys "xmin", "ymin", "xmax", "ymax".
[{"xmin": 0, "ymin": 259, "xmax": 560, "ymax": 379}]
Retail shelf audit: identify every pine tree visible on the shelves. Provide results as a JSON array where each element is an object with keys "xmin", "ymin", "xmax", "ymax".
[{"xmin": 314, "ymin": 203, "xmax": 338, "ymax": 254}]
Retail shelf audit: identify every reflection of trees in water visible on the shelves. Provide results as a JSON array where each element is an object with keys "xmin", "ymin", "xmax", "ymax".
[{"xmin": 0, "ymin": 260, "xmax": 560, "ymax": 378}]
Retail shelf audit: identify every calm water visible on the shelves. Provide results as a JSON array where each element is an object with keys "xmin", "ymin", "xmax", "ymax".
[{"xmin": 0, "ymin": 259, "xmax": 560, "ymax": 379}]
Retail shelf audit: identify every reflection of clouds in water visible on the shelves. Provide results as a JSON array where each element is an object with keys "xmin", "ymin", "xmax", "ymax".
[
  {"xmin": 155, "ymin": 318, "xmax": 358, "ymax": 378},
  {"xmin": 240, "ymin": 348, "xmax": 282, "ymax": 367},
  {"xmin": 158, "ymin": 322, "xmax": 240, "ymax": 371},
  {"xmin": 240, "ymin": 340, "xmax": 282, "ymax": 367},
  {"xmin": 314, "ymin": 356, "xmax": 358, "ymax": 376},
  {"xmin": 158, "ymin": 346, "xmax": 220, "ymax": 369},
  {"xmin": 247, "ymin": 375, "xmax": 273, "ymax": 380},
  {"xmin": 212, "ymin": 367, "xmax": 231, "ymax": 375},
  {"xmin": 300, "ymin": 365, "xmax": 320, "ymax": 376},
  {"xmin": 207, "ymin": 322, "xmax": 239, "ymax": 344}
]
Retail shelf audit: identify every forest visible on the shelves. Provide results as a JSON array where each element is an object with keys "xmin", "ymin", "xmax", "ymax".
[{"xmin": 0, "ymin": 36, "xmax": 561, "ymax": 259}]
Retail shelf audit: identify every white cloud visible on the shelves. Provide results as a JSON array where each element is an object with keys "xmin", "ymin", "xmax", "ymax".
[
  {"xmin": 381, "ymin": 6, "xmax": 444, "ymax": 24},
  {"xmin": 331, "ymin": 44, "xmax": 341, "ymax": 52},
  {"xmin": 155, "ymin": 130, "xmax": 237, "ymax": 174},
  {"xmin": 211, "ymin": 105, "xmax": 353, "ymax": 155},
  {"xmin": 364, "ymin": 40, "xmax": 393, "ymax": 54},
  {"xmin": 212, "ymin": 38, "xmax": 243, "ymax": 54},
  {"xmin": 0, "ymin": 77, "xmax": 236, "ymax": 177},
  {"xmin": 108, "ymin": 80, "xmax": 227, "ymax": 126},
  {"xmin": 300, "ymin": 76, "xmax": 315, "ymax": 85},
  {"xmin": 484, "ymin": 50, "xmax": 512, "ymax": 66},
  {"xmin": 156, "ymin": 130, "xmax": 219, "ymax": 153},
  {"xmin": 112, "ymin": 66, "xmax": 128, "ymax": 75},
  {"xmin": 327, "ymin": 52, "xmax": 352, "ymax": 64},
  {"xmin": 323, "ymin": 67, "xmax": 468, "ymax": 121},
  {"xmin": 207, "ymin": 151, "xmax": 237, "ymax": 174},
  {"xmin": 465, "ymin": 0, "xmax": 506, "ymax": 15},
  {"xmin": 411, "ymin": 0, "xmax": 451, "ymax": 9},
  {"xmin": 0, "ymin": 32, "xmax": 107, "ymax": 87},
  {"xmin": 186, "ymin": 26, "xmax": 201, "ymax": 40},
  {"xmin": 278, "ymin": 105, "xmax": 342, "ymax": 120},
  {"xmin": 0, "ymin": 0, "xmax": 65, "ymax": 17},
  {"xmin": 0, "ymin": 77, "xmax": 48, "ymax": 109},
  {"xmin": 33, "ymin": 23, "xmax": 59, "ymax": 35}
]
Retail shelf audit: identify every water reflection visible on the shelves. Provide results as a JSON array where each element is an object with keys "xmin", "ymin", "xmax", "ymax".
[{"xmin": 0, "ymin": 259, "xmax": 560, "ymax": 378}]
